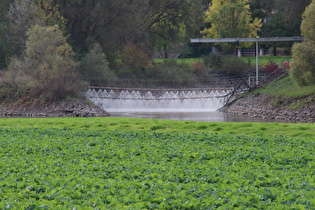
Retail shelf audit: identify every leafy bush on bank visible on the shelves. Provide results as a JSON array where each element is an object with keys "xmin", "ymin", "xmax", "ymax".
[{"xmin": 204, "ymin": 54, "xmax": 250, "ymax": 76}]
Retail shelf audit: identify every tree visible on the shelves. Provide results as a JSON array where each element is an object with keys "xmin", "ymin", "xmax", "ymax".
[
  {"xmin": 147, "ymin": 0, "xmax": 205, "ymax": 58},
  {"xmin": 118, "ymin": 42, "xmax": 153, "ymax": 78},
  {"xmin": 4, "ymin": 0, "xmax": 67, "ymax": 58},
  {"xmin": 249, "ymin": 0, "xmax": 274, "ymax": 20},
  {"xmin": 6, "ymin": 0, "xmax": 44, "ymax": 57},
  {"xmin": 275, "ymin": 0, "xmax": 311, "ymax": 36},
  {"xmin": 300, "ymin": 0, "xmax": 315, "ymax": 41},
  {"xmin": 0, "ymin": 0, "xmax": 13, "ymax": 67},
  {"xmin": 290, "ymin": 42, "xmax": 315, "ymax": 86},
  {"xmin": 290, "ymin": 0, "xmax": 315, "ymax": 86},
  {"xmin": 55, "ymin": 0, "xmax": 148, "ymax": 59},
  {"xmin": 54, "ymin": 0, "xmax": 206, "ymax": 61},
  {"xmin": 25, "ymin": 25, "xmax": 80, "ymax": 100},
  {"xmin": 35, "ymin": 0, "xmax": 67, "ymax": 33},
  {"xmin": 251, "ymin": 0, "xmax": 311, "ymax": 55},
  {"xmin": 250, "ymin": 0, "xmax": 311, "ymax": 36},
  {"xmin": 201, "ymin": 0, "xmax": 261, "ymax": 49},
  {"xmin": 79, "ymin": 43, "xmax": 117, "ymax": 83}
]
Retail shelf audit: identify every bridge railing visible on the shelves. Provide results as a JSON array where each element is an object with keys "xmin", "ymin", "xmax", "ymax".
[
  {"xmin": 248, "ymin": 67, "xmax": 288, "ymax": 87},
  {"xmin": 82, "ymin": 76, "xmax": 248, "ymax": 90}
]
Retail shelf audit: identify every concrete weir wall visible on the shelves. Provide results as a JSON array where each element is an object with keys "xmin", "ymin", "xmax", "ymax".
[{"xmin": 86, "ymin": 88, "xmax": 234, "ymax": 113}]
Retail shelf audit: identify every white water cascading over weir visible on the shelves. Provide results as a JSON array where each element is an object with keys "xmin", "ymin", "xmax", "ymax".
[{"xmin": 86, "ymin": 88, "xmax": 234, "ymax": 113}]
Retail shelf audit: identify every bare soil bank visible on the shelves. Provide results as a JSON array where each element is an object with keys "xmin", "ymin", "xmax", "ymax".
[
  {"xmin": 222, "ymin": 94, "xmax": 315, "ymax": 123},
  {"xmin": 0, "ymin": 99, "xmax": 109, "ymax": 118}
]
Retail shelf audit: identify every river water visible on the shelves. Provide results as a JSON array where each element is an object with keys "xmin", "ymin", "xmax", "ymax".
[{"xmin": 108, "ymin": 111, "xmax": 290, "ymax": 123}]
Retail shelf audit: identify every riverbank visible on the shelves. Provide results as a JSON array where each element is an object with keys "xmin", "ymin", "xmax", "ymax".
[
  {"xmin": 1, "ymin": 94, "xmax": 313, "ymax": 122},
  {"xmin": 222, "ymin": 76, "xmax": 315, "ymax": 123},
  {"xmin": 0, "ymin": 99, "xmax": 109, "ymax": 117},
  {"xmin": 222, "ymin": 93, "xmax": 315, "ymax": 123}
]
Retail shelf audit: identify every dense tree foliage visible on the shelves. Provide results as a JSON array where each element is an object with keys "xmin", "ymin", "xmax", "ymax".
[
  {"xmin": 79, "ymin": 43, "xmax": 116, "ymax": 83},
  {"xmin": 250, "ymin": 0, "xmax": 311, "ymax": 37},
  {"xmin": 201, "ymin": 0, "xmax": 261, "ymax": 49},
  {"xmin": 0, "ymin": 0, "xmax": 66, "ymax": 67},
  {"xmin": 0, "ymin": 0, "xmax": 312, "ymax": 99},
  {"xmin": 0, "ymin": 0, "xmax": 13, "ymax": 68},
  {"xmin": 250, "ymin": 0, "xmax": 311, "ymax": 54},
  {"xmin": 53, "ymin": 0, "xmax": 205, "ymax": 61},
  {"xmin": 0, "ymin": 0, "xmax": 309, "ymax": 64},
  {"xmin": 290, "ymin": 0, "xmax": 315, "ymax": 86}
]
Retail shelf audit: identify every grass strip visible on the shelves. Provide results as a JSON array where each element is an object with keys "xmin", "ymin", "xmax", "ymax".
[{"xmin": 0, "ymin": 117, "xmax": 314, "ymax": 139}]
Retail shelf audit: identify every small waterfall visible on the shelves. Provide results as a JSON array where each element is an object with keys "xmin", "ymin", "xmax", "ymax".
[{"xmin": 86, "ymin": 89, "xmax": 231, "ymax": 113}]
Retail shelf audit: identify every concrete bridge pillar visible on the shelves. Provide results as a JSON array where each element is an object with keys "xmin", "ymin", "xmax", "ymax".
[
  {"xmin": 237, "ymin": 49, "xmax": 242, "ymax": 57},
  {"xmin": 259, "ymin": 48, "xmax": 265, "ymax": 56},
  {"xmin": 212, "ymin": 47, "xmax": 220, "ymax": 54}
]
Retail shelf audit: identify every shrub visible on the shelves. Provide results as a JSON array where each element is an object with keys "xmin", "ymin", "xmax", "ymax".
[
  {"xmin": 301, "ymin": 0, "xmax": 315, "ymax": 42},
  {"xmin": 204, "ymin": 54, "xmax": 249, "ymax": 76},
  {"xmin": 79, "ymin": 43, "xmax": 117, "ymax": 85},
  {"xmin": 290, "ymin": 0, "xmax": 315, "ymax": 86},
  {"xmin": 1, "ymin": 57, "xmax": 31, "ymax": 88},
  {"xmin": 190, "ymin": 61, "xmax": 207, "ymax": 75},
  {"xmin": 118, "ymin": 43, "xmax": 153, "ymax": 78},
  {"xmin": 203, "ymin": 53, "xmax": 223, "ymax": 69},
  {"xmin": 290, "ymin": 41, "xmax": 315, "ymax": 86},
  {"xmin": 148, "ymin": 60, "xmax": 198, "ymax": 87},
  {"xmin": 220, "ymin": 56, "xmax": 249, "ymax": 76},
  {"xmin": 25, "ymin": 25, "xmax": 81, "ymax": 101}
]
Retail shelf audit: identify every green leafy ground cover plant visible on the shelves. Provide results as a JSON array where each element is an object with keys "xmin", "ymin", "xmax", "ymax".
[
  {"xmin": 1, "ymin": 127, "xmax": 315, "ymax": 209},
  {"xmin": 0, "ymin": 118, "xmax": 314, "ymax": 139}
]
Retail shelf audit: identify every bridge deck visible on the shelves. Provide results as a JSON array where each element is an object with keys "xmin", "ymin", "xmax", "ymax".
[
  {"xmin": 88, "ymin": 86, "xmax": 234, "ymax": 92},
  {"xmin": 86, "ymin": 87, "xmax": 237, "ymax": 102}
]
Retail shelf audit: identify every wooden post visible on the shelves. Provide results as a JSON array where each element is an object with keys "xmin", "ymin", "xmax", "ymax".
[{"xmin": 256, "ymin": 40, "xmax": 259, "ymax": 86}]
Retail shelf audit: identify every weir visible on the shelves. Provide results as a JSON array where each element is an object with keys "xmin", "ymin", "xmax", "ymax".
[{"xmin": 86, "ymin": 87, "xmax": 235, "ymax": 112}]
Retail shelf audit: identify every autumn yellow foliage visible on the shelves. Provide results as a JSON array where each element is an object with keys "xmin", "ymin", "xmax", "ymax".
[{"xmin": 201, "ymin": 0, "xmax": 262, "ymax": 48}]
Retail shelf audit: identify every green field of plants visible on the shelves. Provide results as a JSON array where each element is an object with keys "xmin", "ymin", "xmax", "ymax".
[{"xmin": 1, "ymin": 118, "xmax": 315, "ymax": 209}]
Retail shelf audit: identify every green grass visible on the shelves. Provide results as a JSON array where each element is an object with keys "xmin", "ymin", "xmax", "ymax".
[
  {"xmin": 154, "ymin": 58, "xmax": 204, "ymax": 65},
  {"xmin": 0, "ymin": 117, "xmax": 314, "ymax": 139},
  {"xmin": 239, "ymin": 55, "xmax": 291, "ymax": 67},
  {"xmin": 257, "ymin": 77, "xmax": 315, "ymax": 97},
  {"xmin": 154, "ymin": 56, "xmax": 291, "ymax": 67},
  {"xmin": 251, "ymin": 76, "xmax": 315, "ymax": 109}
]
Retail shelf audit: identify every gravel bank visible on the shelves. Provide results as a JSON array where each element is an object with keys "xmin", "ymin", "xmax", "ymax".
[
  {"xmin": 221, "ymin": 94, "xmax": 315, "ymax": 123},
  {"xmin": 0, "ymin": 99, "xmax": 109, "ymax": 118}
]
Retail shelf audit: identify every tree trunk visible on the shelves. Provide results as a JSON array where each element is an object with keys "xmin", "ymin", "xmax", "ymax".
[
  {"xmin": 163, "ymin": 44, "xmax": 168, "ymax": 58},
  {"xmin": 273, "ymin": 46, "xmax": 277, "ymax": 56}
]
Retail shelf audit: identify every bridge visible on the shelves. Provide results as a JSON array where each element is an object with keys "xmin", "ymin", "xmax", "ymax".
[{"xmin": 190, "ymin": 36, "xmax": 304, "ymax": 86}]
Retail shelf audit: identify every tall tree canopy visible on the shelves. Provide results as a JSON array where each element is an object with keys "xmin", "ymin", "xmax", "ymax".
[
  {"xmin": 53, "ymin": 0, "xmax": 205, "ymax": 60},
  {"xmin": 201, "ymin": 0, "xmax": 262, "ymax": 48},
  {"xmin": 0, "ymin": 0, "xmax": 66, "ymax": 61},
  {"xmin": 0, "ymin": 0, "xmax": 13, "ymax": 67},
  {"xmin": 250, "ymin": 0, "xmax": 311, "ymax": 55},
  {"xmin": 249, "ymin": 0, "xmax": 311, "ymax": 38},
  {"xmin": 0, "ymin": 0, "xmax": 311, "ymax": 69},
  {"xmin": 147, "ymin": 0, "xmax": 204, "ymax": 57}
]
